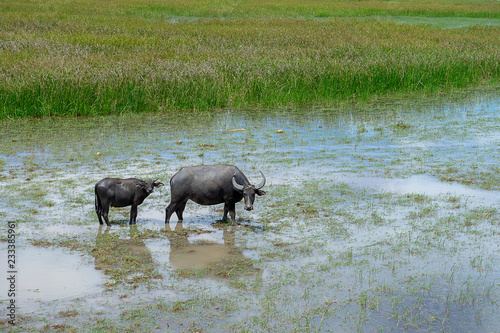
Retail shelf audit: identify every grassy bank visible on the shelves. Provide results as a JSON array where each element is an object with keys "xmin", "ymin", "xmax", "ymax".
[{"xmin": 1, "ymin": 0, "xmax": 500, "ymax": 119}]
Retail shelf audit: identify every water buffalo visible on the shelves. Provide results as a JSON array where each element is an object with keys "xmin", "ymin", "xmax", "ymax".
[
  {"xmin": 95, "ymin": 178, "xmax": 164, "ymax": 226},
  {"xmin": 165, "ymin": 164, "xmax": 266, "ymax": 226}
]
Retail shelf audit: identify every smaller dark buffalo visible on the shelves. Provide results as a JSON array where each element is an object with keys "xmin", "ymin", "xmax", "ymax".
[
  {"xmin": 95, "ymin": 178, "xmax": 164, "ymax": 226},
  {"xmin": 165, "ymin": 164, "xmax": 266, "ymax": 226}
]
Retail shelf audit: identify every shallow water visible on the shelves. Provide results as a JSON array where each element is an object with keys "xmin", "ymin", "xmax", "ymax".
[
  {"xmin": 1, "ymin": 87, "xmax": 500, "ymax": 331},
  {"xmin": 335, "ymin": 173, "xmax": 500, "ymax": 206},
  {"xmin": 0, "ymin": 243, "xmax": 104, "ymax": 312}
]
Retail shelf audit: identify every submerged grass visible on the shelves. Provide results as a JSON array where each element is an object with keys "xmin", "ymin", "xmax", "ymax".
[
  {"xmin": 1, "ymin": 0, "xmax": 500, "ymax": 119},
  {"xmin": 90, "ymin": 226, "xmax": 162, "ymax": 286},
  {"xmin": 2, "ymin": 91, "xmax": 500, "ymax": 331}
]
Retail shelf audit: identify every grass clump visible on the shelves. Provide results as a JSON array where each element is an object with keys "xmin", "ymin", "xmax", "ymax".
[
  {"xmin": 90, "ymin": 227, "xmax": 162, "ymax": 286},
  {"xmin": 1, "ymin": 1, "xmax": 500, "ymax": 119}
]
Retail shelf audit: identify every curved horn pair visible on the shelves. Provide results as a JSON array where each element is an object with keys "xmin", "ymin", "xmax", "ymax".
[{"xmin": 232, "ymin": 171, "xmax": 266, "ymax": 191}]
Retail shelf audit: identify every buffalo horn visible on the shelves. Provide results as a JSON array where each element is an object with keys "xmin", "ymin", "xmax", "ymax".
[
  {"xmin": 232, "ymin": 176, "xmax": 245, "ymax": 191},
  {"xmin": 255, "ymin": 171, "xmax": 266, "ymax": 189}
]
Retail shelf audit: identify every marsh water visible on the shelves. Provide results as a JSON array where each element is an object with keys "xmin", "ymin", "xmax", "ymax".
[{"xmin": 1, "ymin": 88, "xmax": 500, "ymax": 332}]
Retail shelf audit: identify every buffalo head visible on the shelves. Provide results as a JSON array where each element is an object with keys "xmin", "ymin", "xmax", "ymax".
[
  {"xmin": 232, "ymin": 171, "xmax": 266, "ymax": 211},
  {"xmin": 138, "ymin": 179, "xmax": 164, "ymax": 194}
]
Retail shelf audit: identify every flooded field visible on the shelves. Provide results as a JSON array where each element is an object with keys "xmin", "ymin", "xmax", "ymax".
[{"xmin": 1, "ymin": 88, "xmax": 500, "ymax": 332}]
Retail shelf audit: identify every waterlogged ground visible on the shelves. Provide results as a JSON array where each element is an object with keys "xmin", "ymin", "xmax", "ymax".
[{"xmin": 1, "ymin": 88, "xmax": 500, "ymax": 332}]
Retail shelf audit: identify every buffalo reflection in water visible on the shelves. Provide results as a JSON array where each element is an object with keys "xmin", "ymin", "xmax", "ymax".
[
  {"xmin": 92, "ymin": 225, "xmax": 158, "ymax": 285},
  {"xmin": 165, "ymin": 222, "xmax": 259, "ymax": 277}
]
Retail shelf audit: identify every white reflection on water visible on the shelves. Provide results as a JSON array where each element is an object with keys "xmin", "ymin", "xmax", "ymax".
[
  {"xmin": 334, "ymin": 174, "xmax": 500, "ymax": 206},
  {"xmin": 0, "ymin": 244, "xmax": 104, "ymax": 312}
]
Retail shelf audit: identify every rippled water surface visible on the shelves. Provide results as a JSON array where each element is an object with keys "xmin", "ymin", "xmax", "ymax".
[{"xmin": 1, "ymin": 88, "xmax": 500, "ymax": 332}]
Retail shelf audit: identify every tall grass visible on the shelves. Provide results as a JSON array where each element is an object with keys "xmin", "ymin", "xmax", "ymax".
[
  {"xmin": 3, "ymin": 0, "xmax": 500, "ymax": 20},
  {"xmin": 1, "ymin": 0, "xmax": 499, "ymax": 118}
]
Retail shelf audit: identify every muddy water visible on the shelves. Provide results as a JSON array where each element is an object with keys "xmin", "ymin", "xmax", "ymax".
[
  {"xmin": 1, "ymin": 88, "xmax": 500, "ymax": 331},
  {"xmin": 165, "ymin": 222, "xmax": 234, "ymax": 270},
  {"xmin": 0, "ymin": 242, "xmax": 103, "ymax": 312}
]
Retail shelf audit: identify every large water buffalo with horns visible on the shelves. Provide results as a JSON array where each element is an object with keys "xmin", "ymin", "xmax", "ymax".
[
  {"xmin": 95, "ymin": 178, "xmax": 164, "ymax": 226},
  {"xmin": 165, "ymin": 164, "xmax": 266, "ymax": 225}
]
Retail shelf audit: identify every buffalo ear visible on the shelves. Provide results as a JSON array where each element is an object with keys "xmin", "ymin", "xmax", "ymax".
[
  {"xmin": 136, "ymin": 183, "xmax": 145, "ymax": 188},
  {"xmin": 256, "ymin": 189, "xmax": 266, "ymax": 196},
  {"xmin": 155, "ymin": 182, "xmax": 165, "ymax": 188}
]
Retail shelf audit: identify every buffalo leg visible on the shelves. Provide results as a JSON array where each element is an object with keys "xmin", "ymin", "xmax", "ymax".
[
  {"xmin": 229, "ymin": 210, "xmax": 237, "ymax": 226},
  {"xmin": 225, "ymin": 202, "xmax": 237, "ymax": 226},
  {"xmin": 165, "ymin": 202, "xmax": 179, "ymax": 223},
  {"xmin": 95, "ymin": 198, "xmax": 104, "ymax": 225},
  {"xmin": 102, "ymin": 204, "xmax": 111, "ymax": 227},
  {"xmin": 223, "ymin": 203, "xmax": 230, "ymax": 222},
  {"xmin": 130, "ymin": 204, "xmax": 138, "ymax": 224},
  {"xmin": 166, "ymin": 200, "xmax": 187, "ymax": 223},
  {"xmin": 176, "ymin": 201, "xmax": 187, "ymax": 221},
  {"xmin": 96, "ymin": 209, "xmax": 104, "ymax": 225}
]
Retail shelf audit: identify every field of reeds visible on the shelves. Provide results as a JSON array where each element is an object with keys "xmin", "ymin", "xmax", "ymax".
[{"xmin": 1, "ymin": 0, "xmax": 500, "ymax": 119}]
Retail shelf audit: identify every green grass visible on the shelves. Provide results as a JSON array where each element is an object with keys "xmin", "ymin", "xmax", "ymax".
[
  {"xmin": 2, "ymin": 98, "xmax": 500, "ymax": 331},
  {"xmin": 3, "ymin": 0, "xmax": 500, "ymax": 21},
  {"xmin": 375, "ymin": 16, "xmax": 500, "ymax": 29},
  {"xmin": 1, "ymin": 0, "xmax": 500, "ymax": 119}
]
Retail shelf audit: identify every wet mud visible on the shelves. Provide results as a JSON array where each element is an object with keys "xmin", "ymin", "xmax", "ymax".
[{"xmin": 1, "ymin": 88, "xmax": 500, "ymax": 332}]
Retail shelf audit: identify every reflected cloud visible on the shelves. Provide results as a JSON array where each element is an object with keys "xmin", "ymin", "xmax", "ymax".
[{"xmin": 335, "ymin": 174, "xmax": 500, "ymax": 206}]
